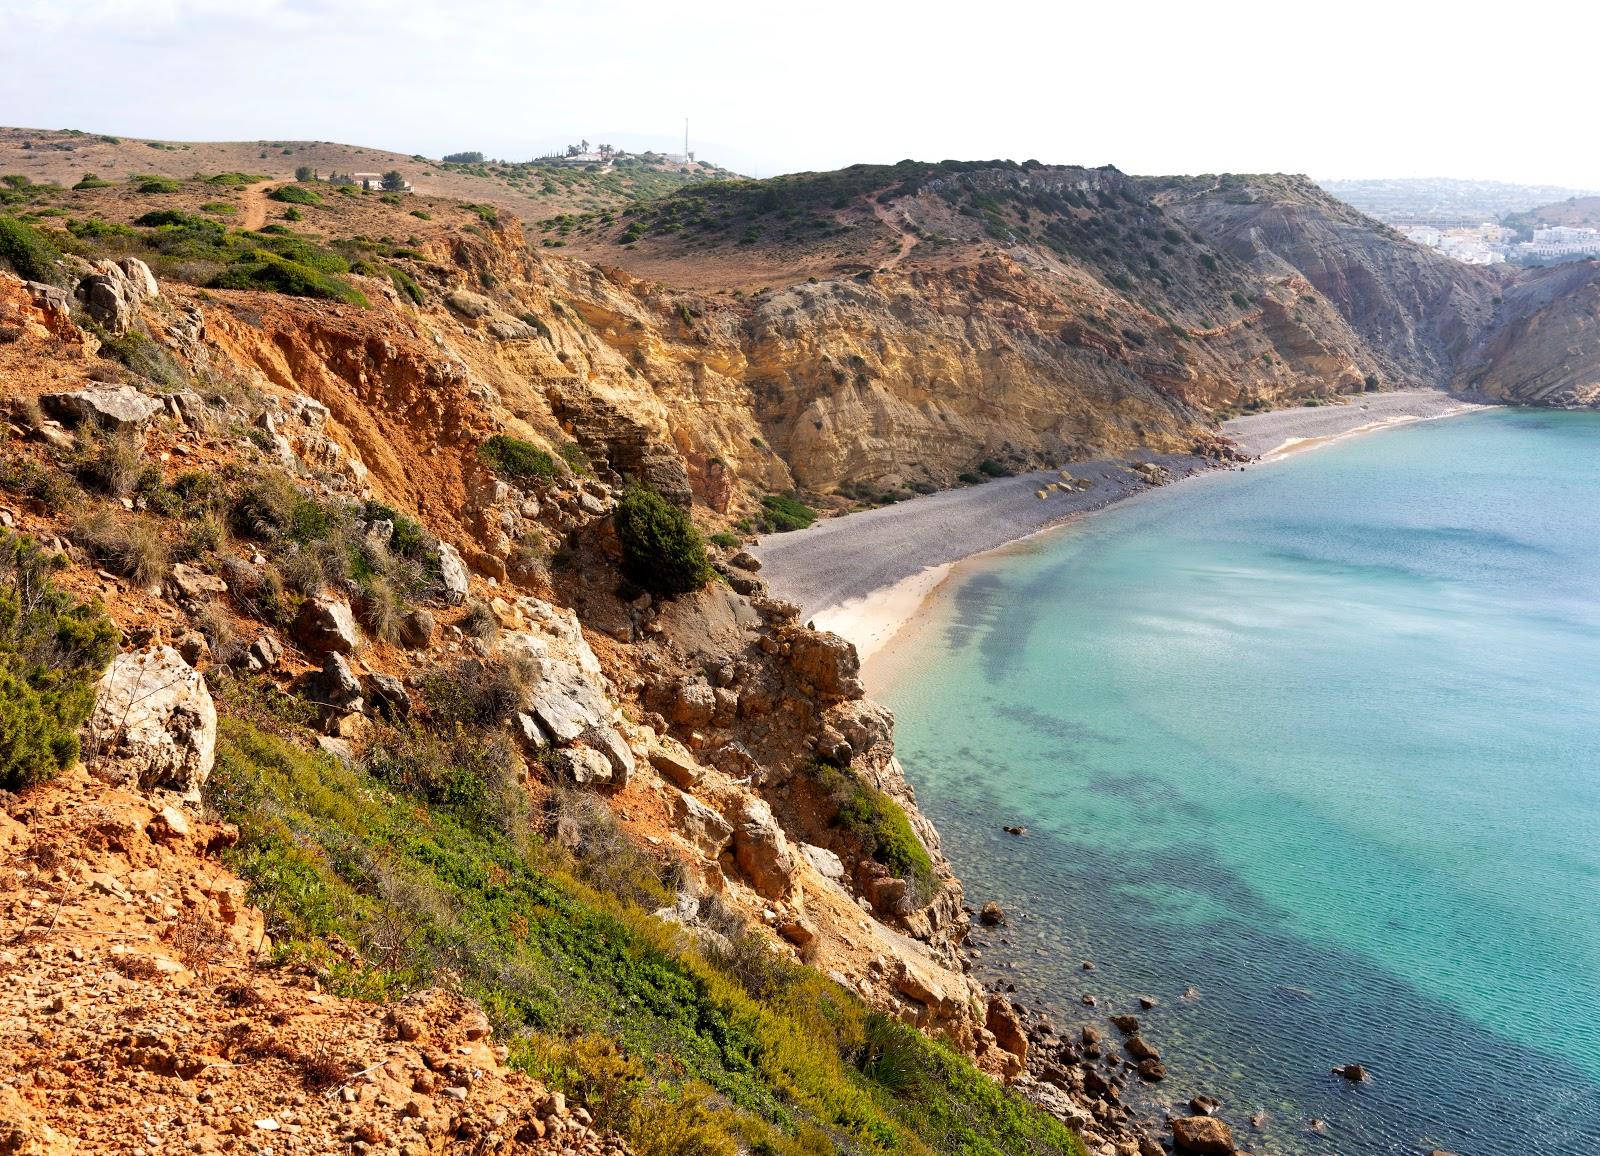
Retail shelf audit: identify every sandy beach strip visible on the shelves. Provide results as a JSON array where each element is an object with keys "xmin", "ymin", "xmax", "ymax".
[
  {"xmin": 757, "ymin": 389, "xmax": 1490, "ymax": 663},
  {"xmin": 1222, "ymin": 388, "xmax": 1489, "ymax": 460},
  {"xmin": 752, "ymin": 453, "xmax": 1209, "ymax": 647}
]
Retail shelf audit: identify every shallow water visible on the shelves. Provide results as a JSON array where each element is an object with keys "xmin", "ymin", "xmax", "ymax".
[{"xmin": 878, "ymin": 409, "xmax": 1600, "ymax": 1155}]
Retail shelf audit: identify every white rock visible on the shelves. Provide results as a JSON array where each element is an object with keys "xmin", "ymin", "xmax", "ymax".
[{"xmin": 87, "ymin": 647, "xmax": 217, "ymax": 803}]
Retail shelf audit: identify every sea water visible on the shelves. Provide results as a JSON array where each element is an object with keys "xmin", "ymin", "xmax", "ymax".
[{"xmin": 878, "ymin": 409, "xmax": 1600, "ymax": 1154}]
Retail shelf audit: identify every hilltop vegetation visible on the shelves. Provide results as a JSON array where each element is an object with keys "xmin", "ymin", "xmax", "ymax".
[{"xmin": 0, "ymin": 126, "xmax": 732, "ymax": 222}]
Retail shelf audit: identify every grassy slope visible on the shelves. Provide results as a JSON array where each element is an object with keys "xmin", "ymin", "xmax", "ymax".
[{"xmin": 209, "ymin": 688, "xmax": 1084, "ymax": 1156}]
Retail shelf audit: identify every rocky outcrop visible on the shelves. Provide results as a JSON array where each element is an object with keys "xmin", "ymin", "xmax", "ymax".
[
  {"xmin": 73, "ymin": 258, "xmax": 158, "ymax": 335},
  {"xmin": 86, "ymin": 647, "xmax": 217, "ymax": 803},
  {"xmin": 731, "ymin": 797, "xmax": 797, "ymax": 899},
  {"xmin": 41, "ymin": 384, "xmax": 163, "ymax": 430},
  {"xmin": 294, "ymin": 593, "xmax": 360, "ymax": 655}
]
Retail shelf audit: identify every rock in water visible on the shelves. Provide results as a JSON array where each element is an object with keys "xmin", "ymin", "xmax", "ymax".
[
  {"xmin": 1170, "ymin": 1114, "xmax": 1236, "ymax": 1154},
  {"xmin": 1332, "ymin": 1062, "xmax": 1371, "ymax": 1082},
  {"xmin": 87, "ymin": 647, "xmax": 217, "ymax": 802},
  {"xmin": 979, "ymin": 900, "xmax": 1006, "ymax": 926}
]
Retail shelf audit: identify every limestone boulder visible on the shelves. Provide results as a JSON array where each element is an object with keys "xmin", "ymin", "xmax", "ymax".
[
  {"xmin": 648, "ymin": 737, "xmax": 702, "ymax": 788},
  {"xmin": 117, "ymin": 257, "xmax": 159, "ymax": 301},
  {"xmin": 445, "ymin": 289, "xmax": 493, "ymax": 319},
  {"xmin": 985, "ymin": 993, "xmax": 1029, "ymax": 1061},
  {"xmin": 798, "ymin": 842, "xmax": 845, "ymax": 882},
  {"xmin": 525, "ymin": 657, "xmax": 611, "ymax": 743},
  {"xmin": 437, "ymin": 542, "xmax": 470, "ymax": 605},
  {"xmin": 308, "ymin": 652, "xmax": 364, "ymax": 715},
  {"xmin": 364, "ymin": 672, "xmax": 411, "ymax": 720},
  {"xmin": 731, "ymin": 796, "xmax": 797, "ymax": 899},
  {"xmin": 580, "ymin": 723, "xmax": 634, "ymax": 787},
  {"xmin": 41, "ymin": 384, "xmax": 163, "ymax": 431},
  {"xmin": 87, "ymin": 647, "xmax": 217, "ymax": 803},
  {"xmin": 670, "ymin": 790, "xmax": 734, "ymax": 858},
  {"xmin": 553, "ymin": 746, "xmax": 613, "ymax": 786},
  {"xmin": 168, "ymin": 562, "xmax": 228, "ymax": 604},
  {"xmin": 399, "ymin": 607, "xmax": 435, "ymax": 648},
  {"xmin": 294, "ymin": 594, "xmax": 360, "ymax": 655},
  {"xmin": 73, "ymin": 263, "xmax": 141, "ymax": 334},
  {"xmin": 672, "ymin": 681, "xmax": 717, "ymax": 728}
]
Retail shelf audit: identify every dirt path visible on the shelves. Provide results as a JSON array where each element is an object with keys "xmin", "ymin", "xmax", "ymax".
[
  {"xmin": 868, "ymin": 189, "xmax": 919, "ymax": 268},
  {"xmin": 240, "ymin": 180, "xmax": 274, "ymax": 231}
]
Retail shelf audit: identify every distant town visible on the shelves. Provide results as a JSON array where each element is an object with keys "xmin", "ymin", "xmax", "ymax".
[{"xmin": 1319, "ymin": 177, "xmax": 1600, "ymax": 267}]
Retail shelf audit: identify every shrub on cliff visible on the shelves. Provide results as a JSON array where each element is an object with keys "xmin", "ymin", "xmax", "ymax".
[
  {"xmin": 207, "ymin": 711, "xmax": 1085, "ymax": 1156},
  {"xmin": 812, "ymin": 761, "xmax": 936, "ymax": 899},
  {"xmin": 758, "ymin": 493, "xmax": 816, "ymax": 533},
  {"xmin": 210, "ymin": 253, "xmax": 366, "ymax": 306},
  {"xmin": 479, "ymin": 435, "xmax": 560, "ymax": 483},
  {"xmin": 0, "ymin": 216, "xmax": 62, "ymax": 283},
  {"xmin": 0, "ymin": 533, "xmax": 118, "ymax": 789},
  {"xmin": 614, "ymin": 485, "xmax": 712, "ymax": 596}
]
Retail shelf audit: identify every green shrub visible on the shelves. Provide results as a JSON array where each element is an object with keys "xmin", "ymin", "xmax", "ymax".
[
  {"xmin": 386, "ymin": 265, "xmax": 423, "ymax": 304},
  {"xmin": 207, "ymin": 171, "xmax": 266, "ymax": 187},
  {"xmin": 72, "ymin": 173, "xmax": 114, "ymax": 190},
  {"xmin": 758, "ymin": 493, "xmax": 816, "ymax": 532},
  {"xmin": 614, "ymin": 486, "xmax": 712, "ymax": 596},
  {"xmin": 65, "ymin": 217, "xmax": 133, "ymax": 240},
  {"xmin": 811, "ymin": 761, "xmax": 936, "ymax": 900},
  {"xmin": 206, "ymin": 714, "xmax": 1083, "ymax": 1156},
  {"xmin": 0, "ymin": 216, "xmax": 62, "ymax": 282},
  {"xmin": 210, "ymin": 252, "xmax": 366, "ymax": 306},
  {"xmin": 708, "ymin": 531, "xmax": 741, "ymax": 550},
  {"xmin": 199, "ymin": 201, "xmax": 236, "ymax": 216},
  {"xmin": 133, "ymin": 208, "xmax": 203, "ymax": 228},
  {"xmin": 977, "ymin": 459, "xmax": 1012, "ymax": 478},
  {"xmin": 268, "ymin": 184, "xmax": 321, "ymax": 206},
  {"xmin": 0, "ymin": 533, "xmax": 118, "ymax": 790},
  {"xmin": 479, "ymin": 434, "xmax": 559, "ymax": 483},
  {"xmin": 133, "ymin": 175, "xmax": 180, "ymax": 194}
]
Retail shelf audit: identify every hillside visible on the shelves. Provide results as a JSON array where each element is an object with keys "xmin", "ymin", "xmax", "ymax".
[
  {"xmin": 0, "ymin": 126, "xmax": 730, "ymax": 222},
  {"xmin": 1503, "ymin": 195, "xmax": 1600, "ymax": 233},
  {"xmin": 0, "ymin": 161, "xmax": 1170, "ymax": 1154},
  {"xmin": 4, "ymin": 145, "xmax": 1600, "ymax": 1153}
]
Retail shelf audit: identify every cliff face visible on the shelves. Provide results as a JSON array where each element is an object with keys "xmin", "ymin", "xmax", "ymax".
[
  {"xmin": 548, "ymin": 164, "xmax": 1600, "ymax": 494},
  {"xmin": 1152, "ymin": 173, "xmax": 1502, "ymax": 386},
  {"xmin": 1454, "ymin": 259, "xmax": 1600, "ymax": 406}
]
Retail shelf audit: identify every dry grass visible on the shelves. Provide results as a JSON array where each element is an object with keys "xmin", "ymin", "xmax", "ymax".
[{"xmin": 75, "ymin": 508, "xmax": 170, "ymax": 587}]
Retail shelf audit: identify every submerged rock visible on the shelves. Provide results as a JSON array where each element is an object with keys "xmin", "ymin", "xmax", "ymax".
[{"xmin": 1171, "ymin": 1114, "xmax": 1235, "ymax": 1154}]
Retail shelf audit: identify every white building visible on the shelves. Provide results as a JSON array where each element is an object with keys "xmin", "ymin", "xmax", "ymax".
[{"xmin": 1518, "ymin": 225, "xmax": 1600, "ymax": 260}]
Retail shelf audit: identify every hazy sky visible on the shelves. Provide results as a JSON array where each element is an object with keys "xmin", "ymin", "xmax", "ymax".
[{"xmin": 5, "ymin": 0, "xmax": 1597, "ymax": 187}]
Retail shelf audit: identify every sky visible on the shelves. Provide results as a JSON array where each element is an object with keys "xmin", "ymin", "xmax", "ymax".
[{"xmin": 4, "ymin": 0, "xmax": 1597, "ymax": 188}]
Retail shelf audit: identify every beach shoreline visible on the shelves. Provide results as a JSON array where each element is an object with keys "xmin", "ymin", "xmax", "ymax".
[{"xmin": 758, "ymin": 389, "xmax": 1490, "ymax": 680}]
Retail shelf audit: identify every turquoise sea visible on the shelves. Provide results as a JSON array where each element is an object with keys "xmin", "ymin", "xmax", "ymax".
[{"xmin": 878, "ymin": 409, "xmax": 1600, "ymax": 1155}]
